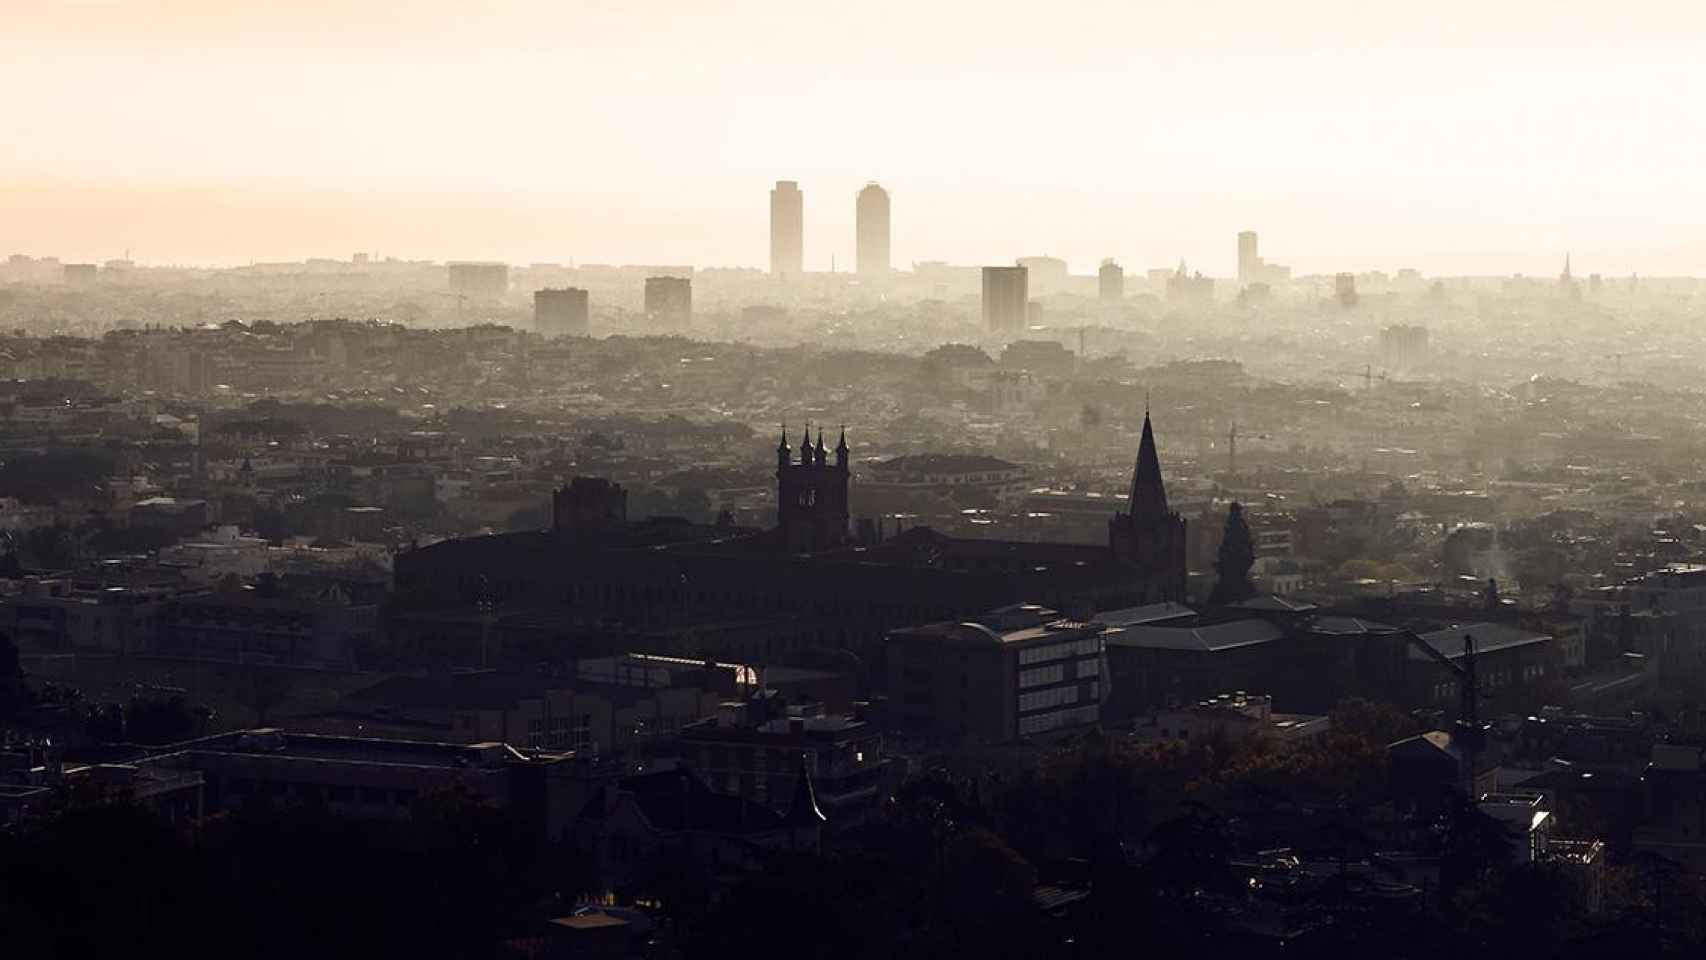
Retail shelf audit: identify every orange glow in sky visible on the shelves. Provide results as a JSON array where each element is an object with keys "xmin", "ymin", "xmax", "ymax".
[{"xmin": 6, "ymin": 0, "xmax": 1706, "ymax": 274}]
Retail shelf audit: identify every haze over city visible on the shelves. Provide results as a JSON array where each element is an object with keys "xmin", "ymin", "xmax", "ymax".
[
  {"xmin": 10, "ymin": 0, "xmax": 1706, "ymax": 273},
  {"xmin": 15, "ymin": 3, "xmax": 1706, "ymax": 958}
]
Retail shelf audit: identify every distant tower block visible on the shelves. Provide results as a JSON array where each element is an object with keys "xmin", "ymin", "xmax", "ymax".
[
  {"xmin": 534, "ymin": 287, "xmax": 590, "ymax": 337},
  {"xmin": 447, "ymin": 261, "xmax": 509, "ymax": 299},
  {"xmin": 982, "ymin": 265, "xmax": 1029, "ymax": 334},
  {"xmin": 644, "ymin": 276, "xmax": 692, "ymax": 325},
  {"xmin": 1098, "ymin": 259, "xmax": 1124, "ymax": 302},
  {"xmin": 770, "ymin": 181, "xmax": 804, "ymax": 277},
  {"xmin": 1237, "ymin": 231, "xmax": 1258, "ymax": 286},
  {"xmin": 856, "ymin": 182, "xmax": 891, "ymax": 278},
  {"xmin": 1334, "ymin": 272, "xmax": 1358, "ymax": 308}
]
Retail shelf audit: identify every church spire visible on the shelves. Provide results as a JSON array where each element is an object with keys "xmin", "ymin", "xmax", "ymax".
[{"xmin": 1128, "ymin": 409, "xmax": 1170, "ymax": 520}]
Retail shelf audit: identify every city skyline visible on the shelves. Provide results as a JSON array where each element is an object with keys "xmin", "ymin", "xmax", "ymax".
[{"xmin": 8, "ymin": 2, "xmax": 1706, "ymax": 274}]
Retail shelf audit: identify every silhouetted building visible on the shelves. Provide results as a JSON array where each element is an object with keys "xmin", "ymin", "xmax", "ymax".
[
  {"xmin": 770, "ymin": 180, "xmax": 804, "ymax": 277},
  {"xmin": 1380, "ymin": 323, "xmax": 1429, "ymax": 369},
  {"xmin": 554, "ymin": 477, "xmax": 628, "ymax": 537},
  {"xmin": 140, "ymin": 729, "xmax": 601, "ymax": 842},
  {"xmin": 886, "ymin": 603, "xmax": 1106, "ymax": 743},
  {"xmin": 676, "ymin": 695, "xmax": 885, "ymax": 828},
  {"xmin": 1166, "ymin": 262, "xmax": 1214, "ymax": 302},
  {"xmin": 1098, "ymin": 259, "xmax": 1124, "ymax": 302},
  {"xmin": 1237, "ymin": 231, "xmax": 1259, "ymax": 285},
  {"xmin": 448, "ymin": 261, "xmax": 509, "ymax": 299},
  {"xmin": 776, "ymin": 426, "xmax": 849, "ymax": 553},
  {"xmin": 643, "ymin": 276, "xmax": 692, "ymax": 325},
  {"xmin": 855, "ymin": 182, "xmax": 890, "ymax": 278},
  {"xmin": 1108, "ymin": 412, "xmax": 1189, "ymax": 603},
  {"xmin": 534, "ymin": 287, "xmax": 590, "ymax": 337},
  {"xmin": 62, "ymin": 263, "xmax": 97, "ymax": 285},
  {"xmin": 1334, "ymin": 272, "xmax": 1358, "ymax": 307},
  {"xmin": 393, "ymin": 423, "xmax": 1192, "ymax": 689},
  {"xmin": 982, "ymin": 265, "xmax": 1028, "ymax": 333}
]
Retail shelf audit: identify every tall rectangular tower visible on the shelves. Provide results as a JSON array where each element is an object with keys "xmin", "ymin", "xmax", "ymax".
[
  {"xmin": 1237, "ymin": 231, "xmax": 1258, "ymax": 286},
  {"xmin": 982, "ymin": 265, "xmax": 1029, "ymax": 334},
  {"xmin": 770, "ymin": 180, "xmax": 803, "ymax": 277},
  {"xmin": 534, "ymin": 287, "xmax": 590, "ymax": 337},
  {"xmin": 856, "ymin": 182, "xmax": 890, "ymax": 278},
  {"xmin": 644, "ymin": 276, "xmax": 692, "ymax": 325},
  {"xmin": 1098, "ymin": 259, "xmax": 1124, "ymax": 302}
]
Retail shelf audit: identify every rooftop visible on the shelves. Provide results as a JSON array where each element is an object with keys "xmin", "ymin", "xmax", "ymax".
[
  {"xmin": 1411, "ymin": 622, "xmax": 1550, "ymax": 661},
  {"xmin": 1104, "ymin": 618, "xmax": 1283, "ymax": 652}
]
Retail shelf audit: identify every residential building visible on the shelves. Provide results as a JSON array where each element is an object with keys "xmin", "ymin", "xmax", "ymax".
[{"xmin": 885, "ymin": 604, "xmax": 1105, "ymax": 743}]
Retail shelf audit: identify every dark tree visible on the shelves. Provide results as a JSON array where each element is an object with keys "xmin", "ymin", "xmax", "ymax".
[{"xmin": 1209, "ymin": 501, "xmax": 1257, "ymax": 604}]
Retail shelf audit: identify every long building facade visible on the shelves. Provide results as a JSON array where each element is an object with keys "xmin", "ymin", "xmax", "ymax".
[{"xmin": 392, "ymin": 420, "xmax": 1188, "ymax": 687}]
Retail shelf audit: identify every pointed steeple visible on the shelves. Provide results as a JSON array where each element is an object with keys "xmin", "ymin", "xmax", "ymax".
[
  {"xmin": 1128, "ymin": 410, "xmax": 1170, "ymax": 520},
  {"xmin": 814, "ymin": 427, "xmax": 827, "ymax": 466},
  {"xmin": 778, "ymin": 425, "xmax": 791, "ymax": 470},
  {"xmin": 781, "ymin": 755, "xmax": 827, "ymax": 827},
  {"xmin": 799, "ymin": 420, "xmax": 814, "ymax": 465},
  {"xmin": 835, "ymin": 425, "xmax": 849, "ymax": 469}
]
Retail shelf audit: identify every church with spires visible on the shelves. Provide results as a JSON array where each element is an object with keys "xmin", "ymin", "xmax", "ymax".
[
  {"xmin": 776, "ymin": 424, "xmax": 851, "ymax": 554},
  {"xmin": 1108, "ymin": 411, "xmax": 1189, "ymax": 603},
  {"xmin": 393, "ymin": 410, "xmax": 1191, "ymax": 680}
]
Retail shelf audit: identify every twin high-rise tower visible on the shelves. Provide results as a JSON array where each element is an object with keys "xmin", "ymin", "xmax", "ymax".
[
  {"xmin": 767, "ymin": 180, "xmax": 891, "ymax": 277},
  {"xmin": 769, "ymin": 181, "xmax": 803, "ymax": 277}
]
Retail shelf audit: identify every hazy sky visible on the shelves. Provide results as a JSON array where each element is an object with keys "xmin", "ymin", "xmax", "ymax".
[{"xmin": 7, "ymin": 0, "xmax": 1706, "ymax": 275}]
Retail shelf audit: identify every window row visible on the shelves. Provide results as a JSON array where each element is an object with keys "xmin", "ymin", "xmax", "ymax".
[
  {"xmin": 1019, "ymin": 684, "xmax": 1079, "ymax": 714},
  {"xmin": 1017, "ymin": 636, "xmax": 1102, "ymax": 665}
]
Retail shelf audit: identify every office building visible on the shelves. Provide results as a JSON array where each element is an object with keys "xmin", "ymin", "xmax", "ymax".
[
  {"xmin": 643, "ymin": 276, "xmax": 692, "ymax": 325},
  {"xmin": 534, "ymin": 288, "xmax": 590, "ymax": 337},
  {"xmin": 1238, "ymin": 231, "xmax": 1259, "ymax": 285},
  {"xmin": 886, "ymin": 604, "xmax": 1107, "ymax": 742},
  {"xmin": 769, "ymin": 180, "xmax": 803, "ymax": 277},
  {"xmin": 855, "ymin": 182, "xmax": 890, "ymax": 278},
  {"xmin": 982, "ymin": 265, "xmax": 1028, "ymax": 334},
  {"xmin": 1098, "ymin": 259, "xmax": 1124, "ymax": 302},
  {"xmin": 448, "ymin": 261, "xmax": 509, "ymax": 299}
]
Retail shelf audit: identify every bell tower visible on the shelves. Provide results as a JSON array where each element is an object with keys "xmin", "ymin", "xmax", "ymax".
[{"xmin": 776, "ymin": 424, "xmax": 850, "ymax": 553}]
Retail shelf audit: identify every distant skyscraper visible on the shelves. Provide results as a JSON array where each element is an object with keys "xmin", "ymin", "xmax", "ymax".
[
  {"xmin": 856, "ymin": 183, "xmax": 890, "ymax": 278},
  {"xmin": 1237, "ymin": 231, "xmax": 1258, "ymax": 286},
  {"xmin": 1334, "ymin": 272, "xmax": 1358, "ymax": 307},
  {"xmin": 534, "ymin": 287, "xmax": 590, "ymax": 337},
  {"xmin": 1098, "ymin": 259, "xmax": 1124, "ymax": 302},
  {"xmin": 644, "ymin": 276, "xmax": 692, "ymax": 325},
  {"xmin": 448, "ymin": 262, "xmax": 509, "ymax": 299},
  {"xmin": 982, "ymin": 265, "xmax": 1028, "ymax": 333},
  {"xmin": 770, "ymin": 181, "xmax": 803, "ymax": 277}
]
